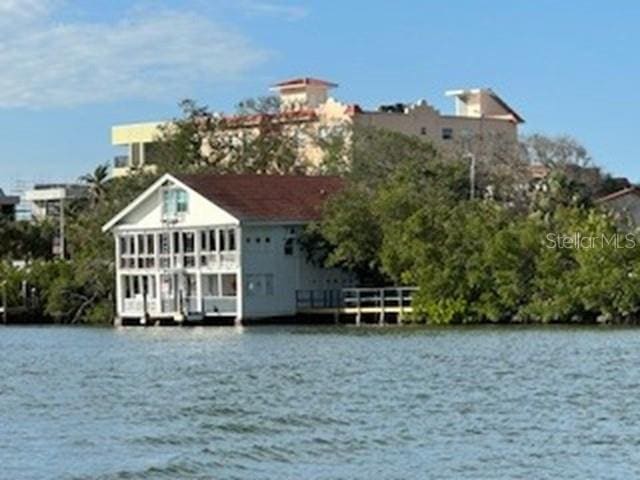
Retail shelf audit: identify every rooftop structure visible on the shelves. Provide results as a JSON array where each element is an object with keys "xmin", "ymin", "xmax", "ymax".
[
  {"xmin": 111, "ymin": 76, "xmax": 524, "ymax": 176},
  {"xmin": 25, "ymin": 183, "xmax": 89, "ymax": 221}
]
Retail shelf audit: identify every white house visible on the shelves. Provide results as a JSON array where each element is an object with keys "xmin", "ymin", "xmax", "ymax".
[{"xmin": 102, "ymin": 173, "xmax": 353, "ymax": 325}]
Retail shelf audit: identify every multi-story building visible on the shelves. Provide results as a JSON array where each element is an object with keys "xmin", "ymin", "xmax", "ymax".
[
  {"xmin": 111, "ymin": 77, "xmax": 524, "ymax": 176},
  {"xmin": 102, "ymin": 173, "xmax": 353, "ymax": 325},
  {"xmin": 0, "ymin": 188, "xmax": 19, "ymax": 220},
  {"xmin": 24, "ymin": 183, "xmax": 89, "ymax": 257},
  {"xmin": 24, "ymin": 183, "xmax": 89, "ymax": 221}
]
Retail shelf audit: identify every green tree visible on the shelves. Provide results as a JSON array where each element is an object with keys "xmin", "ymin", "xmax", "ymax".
[{"xmin": 79, "ymin": 163, "xmax": 110, "ymax": 207}]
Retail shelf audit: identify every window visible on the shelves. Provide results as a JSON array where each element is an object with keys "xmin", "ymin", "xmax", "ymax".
[
  {"xmin": 119, "ymin": 234, "xmax": 136, "ymax": 269},
  {"xmin": 176, "ymin": 190, "xmax": 188, "ymax": 213},
  {"xmin": 200, "ymin": 230, "xmax": 217, "ymax": 252},
  {"xmin": 162, "ymin": 188, "xmax": 188, "ymax": 218},
  {"xmin": 173, "ymin": 232, "xmax": 181, "ymax": 253},
  {"xmin": 137, "ymin": 233, "xmax": 155, "ymax": 269},
  {"xmin": 420, "ymin": 127, "xmax": 427, "ymax": 135},
  {"xmin": 159, "ymin": 233, "xmax": 170, "ymax": 268},
  {"xmin": 183, "ymin": 232, "xmax": 195, "ymax": 253},
  {"xmin": 203, "ymin": 274, "xmax": 219, "ymax": 297},
  {"xmin": 217, "ymin": 228, "xmax": 236, "ymax": 252},
  {"xmin": 219, "ymin": 229, "xmax": 226, "ymax": 251},
  {"xmin": 221, "ymin": 274, "xmax": 237, "ymax": 297},
  {"xmin": 442, "ymin": 128, "xmax": 453, "ymax": 140},
  {"xmin": 284, "ymin": 238, "xmax": 294, "ymax": 256},
  {"xmin": 246, "ymin": 274, "xmax": 263, "ymax": 297},
  {"xmin": 246, "ymin": 274, "xmax": 275, "ymax": 297}
]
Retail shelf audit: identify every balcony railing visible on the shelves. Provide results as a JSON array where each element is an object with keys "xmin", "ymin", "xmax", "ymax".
[{"xmin": 123, "ymin": 296, "xmax": 237, "ymax": 316}]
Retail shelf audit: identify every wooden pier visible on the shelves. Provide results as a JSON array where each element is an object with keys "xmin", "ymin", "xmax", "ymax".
[{"xmin": 295, "ymin": 287, "xmax": 418, "ymax": 325}]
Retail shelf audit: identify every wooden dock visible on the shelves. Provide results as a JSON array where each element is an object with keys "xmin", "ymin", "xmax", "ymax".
[{"xmin": 295, "ymin": 287, "xmax": 418, "ymax": 325}]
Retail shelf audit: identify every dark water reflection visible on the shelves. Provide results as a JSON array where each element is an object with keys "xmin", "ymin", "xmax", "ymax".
[{"xmin": 1, "ymin": 325, "xmax": 640, "ymax": 479}]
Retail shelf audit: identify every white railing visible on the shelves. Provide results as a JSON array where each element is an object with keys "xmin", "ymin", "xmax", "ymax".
[
  {"xmin": 124, "ymin": 296, "xmax": 237, "ymax": 316},
  {"xmin": 123, "ymin": 298, "xmax": 158, "ymax": 315},
  {"xmin": 203, "ymin": 296, "xmax": 237, "ymax": 314},
  {"xmin": 200, "ymin": 252, "xmax": 238, "ymax": 270}
]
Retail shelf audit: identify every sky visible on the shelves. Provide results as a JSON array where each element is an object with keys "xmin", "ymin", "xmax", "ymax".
[{"xmin": 1, "ymin": 0, "xmax": 639, "ymax": 191}]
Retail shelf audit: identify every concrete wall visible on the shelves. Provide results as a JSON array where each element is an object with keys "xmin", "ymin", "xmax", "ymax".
[{"xmin": 354, "ymin": 103, "xmax": 517, "ymax": 147}]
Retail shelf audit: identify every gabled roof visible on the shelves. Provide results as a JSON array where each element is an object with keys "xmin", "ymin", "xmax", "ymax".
[
  {"xmin": 596, "ymin": 186, "xmax": 640, "ymax": 203},
  {"xmin": 272, "ymin": 77, "xmax": 338, "ymax": 90},
  {"xmin": 103, "ymin": 173, "xmax": 344, "ymax": 231},
  {"xmin": 177, "ymin": 174, "xmax": 344, "ymax": 222}
]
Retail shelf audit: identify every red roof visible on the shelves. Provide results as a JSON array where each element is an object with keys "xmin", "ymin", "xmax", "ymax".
[
  {"xmin": 273, "ymin": 77, "xmax": 338, "ymax": 89},
  {"xmin": 224, "ymin": 109, "xmax": 318, "ymax": 128},
  {"xmin": 177, "ymin": 174, "xmax": 344, "ymax": 222}
]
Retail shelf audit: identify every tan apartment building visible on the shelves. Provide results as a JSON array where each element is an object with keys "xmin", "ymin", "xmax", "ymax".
[{"xmin": 111, "ymin": 77, "xmax": 524, "ymax": 176}]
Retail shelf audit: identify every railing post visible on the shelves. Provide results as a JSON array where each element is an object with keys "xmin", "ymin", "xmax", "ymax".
[
  {"xmin": 1, "ymin": 281, "xmax": 7, "ymax": 325},
  {"xmin": 355, "ymin": 289, "xmax": 361, "ymax": 326},
  {"xmin": 379, "ymin": 288, "xmax": 385, "ymax": 325},
  {"xmin": 398, "ymin": 288, "xmax": 404, "ymax": 324}
]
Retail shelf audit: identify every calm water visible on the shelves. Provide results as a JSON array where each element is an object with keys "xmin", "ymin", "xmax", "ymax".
[{"xmin": 2, "ymin": 325, "xmax": 640, "ymax": 479}]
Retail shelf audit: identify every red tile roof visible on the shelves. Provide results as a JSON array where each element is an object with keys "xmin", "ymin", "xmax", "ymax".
[
  {"xmin": 224, "ymin": 109, "xmax": 318, "ymax": 128},
  {"xmin": 273, "ymin": 77, "xmax": 338, "ymax": 89},
  {"xmin": 177, "ymin": 174, "xmax": 344, "ymax": 222}
]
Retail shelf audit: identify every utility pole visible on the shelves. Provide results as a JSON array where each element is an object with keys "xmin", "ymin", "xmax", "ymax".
[
  {"xmin": 464, "ymin": 152, "xmax": 476, "ymax": 201},
  {"xmin": 59, "ymin": 197, "xmax": 65, "ymax": 259}
]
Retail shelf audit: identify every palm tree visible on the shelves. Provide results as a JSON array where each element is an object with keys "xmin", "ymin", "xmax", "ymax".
[{"xmin": 80, "ymin": 164, "xmax": 110, "ymax": 207}]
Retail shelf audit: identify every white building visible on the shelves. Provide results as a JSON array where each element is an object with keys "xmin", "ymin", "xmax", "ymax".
[
  {"xmin": 102, "ymin": 173, "xmax": 353, "ymax": 325},
  {"xmin": 25, "ymin": 183, "xmax": 88, "ymax": 221}
]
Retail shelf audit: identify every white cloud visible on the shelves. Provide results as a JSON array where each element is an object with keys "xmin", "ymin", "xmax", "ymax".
[
  {"xmin": 0, "ymin": 0, "xmax": 55, "ymax": 20},
  {"xmin": 0, "ymin": 6, "xmax": 270, "ymax": 108},
  {"xmin": 235, "ymin": 0, "xmax": 308, "ymax": 21}
]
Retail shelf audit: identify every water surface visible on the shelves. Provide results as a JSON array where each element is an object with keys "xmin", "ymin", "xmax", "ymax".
[{"xmin": 1, "ymin": 325, "xmax": 640, "ymax": 479}]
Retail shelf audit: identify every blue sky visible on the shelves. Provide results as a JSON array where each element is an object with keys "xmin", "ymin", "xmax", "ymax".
[{"xmin": 1, "ymin": 0, "xmax": 639, "ymax": 190}]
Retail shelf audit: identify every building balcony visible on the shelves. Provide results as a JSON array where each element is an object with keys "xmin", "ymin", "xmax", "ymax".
[{"xmin": 123, "ymin": 296, "xmax": 237, "ymax": 317}]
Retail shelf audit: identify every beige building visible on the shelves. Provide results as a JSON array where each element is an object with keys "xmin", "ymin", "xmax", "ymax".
[
  {"xmin": 597, "ymin": 187, "xmax": 640, "ymax": 226},
  {"xmin": 111, "ymin": 77, "xmax": 524, "ymax": 176}
]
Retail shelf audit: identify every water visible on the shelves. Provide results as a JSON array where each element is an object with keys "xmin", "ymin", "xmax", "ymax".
[{"xmin": 2, "ymin": 325, "xmax": 640, "ymax": 479}]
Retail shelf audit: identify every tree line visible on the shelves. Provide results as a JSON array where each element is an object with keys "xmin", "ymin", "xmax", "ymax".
[{"xmin": 0, "ymin": 97, "xmax": 633, "ymax": 324}]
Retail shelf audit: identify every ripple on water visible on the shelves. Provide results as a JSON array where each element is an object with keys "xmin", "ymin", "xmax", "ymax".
[{"xmin": 3, "ymin": 326, "xmax": 640, "ymax": 479}]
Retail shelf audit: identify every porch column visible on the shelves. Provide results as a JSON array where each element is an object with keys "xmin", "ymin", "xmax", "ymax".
[
  {"xmin": 114, "ymin": 232, "xmax": 123, "ymax": 316},
  {"xmin": 196, "ymin": 273, "xmax": 203, "ymax": 313},
  {"xmin": 235, "ymin": 225, "xmax": 243, "ymax": 324},
  {"xmin": 155, "ymin": 272, "xmax": 162, "ymax": 314}
]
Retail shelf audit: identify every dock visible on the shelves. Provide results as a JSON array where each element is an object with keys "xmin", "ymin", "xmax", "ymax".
[{"xmin": 295, "ymin": 287, "xmax": 418, "ymax": 325}]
